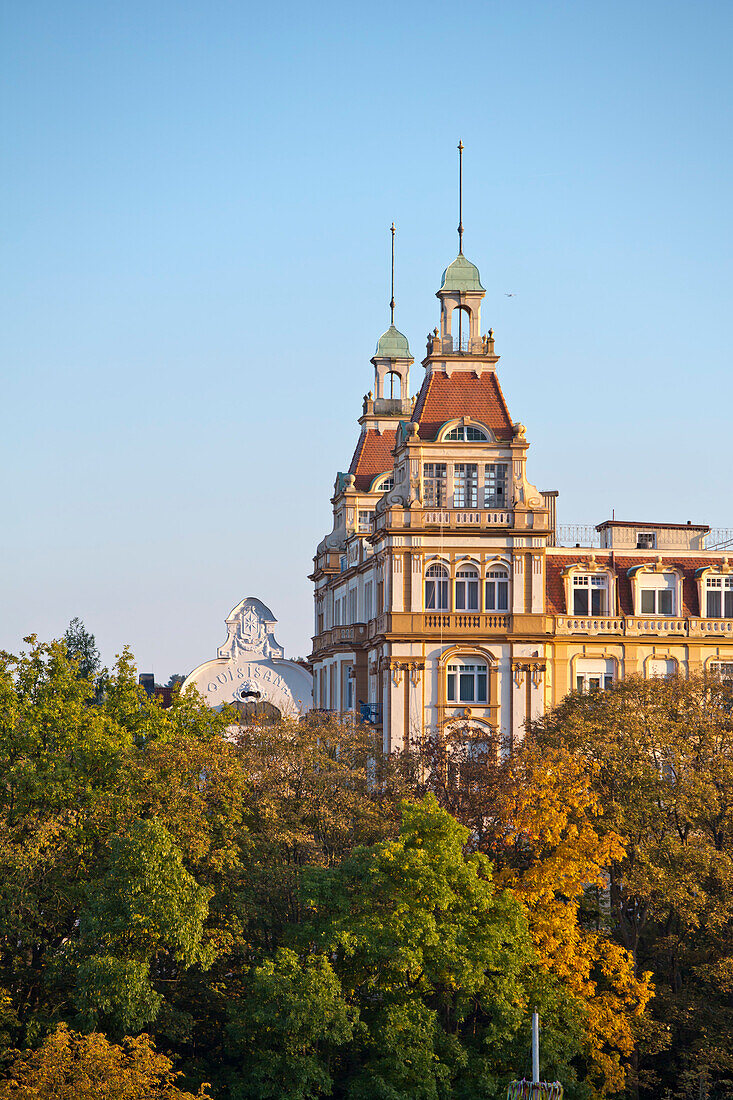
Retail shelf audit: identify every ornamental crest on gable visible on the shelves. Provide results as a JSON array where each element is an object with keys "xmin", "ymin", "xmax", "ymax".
[{"xmin": 217, "ymin": 597, "xmax": 285, "ymax": 660}]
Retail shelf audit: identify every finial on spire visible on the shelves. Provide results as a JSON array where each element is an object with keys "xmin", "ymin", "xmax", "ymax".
[
  {"xmin": 390, "ymin": 222, "xmax": 396, "ymax": 325},
  {"xmin": 457, "ymin": 140, "xmax": 464, "ymax": 254}
]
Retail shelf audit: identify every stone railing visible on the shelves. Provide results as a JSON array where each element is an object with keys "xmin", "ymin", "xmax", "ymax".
[{"xmin": 555, "ymin": 616, "xmax": 733, "ymax": 637}]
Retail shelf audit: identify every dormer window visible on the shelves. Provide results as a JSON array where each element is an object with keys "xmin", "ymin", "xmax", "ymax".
[
  {"xmin": 445, "ymin": 425, "xmax": 488, "ymax": 441},
  {"xmin": 706, "ymin": 576, "xmax": 733, "ymax": 618},
  {"xmin": 639, "ymin": 575, "xmax": 675, "ymax": 616},
  {"xmin": 572, "ymin": 574, "xmax": 607, "ymax": 615},
  {"xmin": 376, "ymin": 475, "xmax": 394, "ymax": 492}
]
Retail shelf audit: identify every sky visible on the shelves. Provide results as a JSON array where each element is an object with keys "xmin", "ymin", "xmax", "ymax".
[{"xmin": 2, "ymin": 0, "xmax": 732, "ymax": 680}]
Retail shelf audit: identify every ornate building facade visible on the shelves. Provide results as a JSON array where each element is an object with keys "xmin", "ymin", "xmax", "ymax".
[{"xmin": 309, "ymin": 237, "xmax": 733, "ymax": 751}]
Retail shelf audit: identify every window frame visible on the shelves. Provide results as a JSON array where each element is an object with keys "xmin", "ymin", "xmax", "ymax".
[
  {"xmin": 453, "ymin": 463, "xmax": 478, "ymax": 508},
  {"xmin": 444, "ymin": 424, "xmax": 489, "ymax": 441},
  {"xmin": 572, "ymin": 573, "xmax": 608, "ymax": 616},
  {"xmin": 446, "ymin": 660, "xmax": 489, "ymax": 704}
]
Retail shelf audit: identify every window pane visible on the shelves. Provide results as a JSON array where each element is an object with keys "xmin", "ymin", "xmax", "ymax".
[
  {"xmin": 467, "ymin": 581, "xmax": 479, "ymax": 610},
  {"xmin": 497, "ymin": 582, "xmax": 509, "ymax": 611},
  {"xmin": 425, "ymin": 580, "xmax": 436, "ymax": 609},
  {"xmin": 708, "ymin": 591, "xmax": 722, "ymax": 618},
  {"xmin": 604, "ymin": 675, "xmax": 613, "ymax": 689},
  {"xmin": 447, "ymin": 674, "xmax": 456, "ymax": 701},
  {"xmin": 477, "ymin": 674, "xmax": 487, "ymax": 702},
  {"xmin": 438, "ymin": 581, "xmax": 449, "ymax": 610},
  {"xmin": 455, "ymin": 583, "xmax": 466, "ymax": 610},
  {"xmin": 658, "ymin": 589, "xmax": 673, "ymax": 615},
  {"xmin": 574, "ymin": 589, "xmax": 589, "ymax": 615},
  {"xmin": 576, "ymin": 676, "xmax": 584, "ymax": 692},
  {"xmin": 726, "ymin": 591, "xmax": 733, "ymax": 618},
  {"xmin": 641, "ymin": 589, "xmax": 656, "ymax": 614},
  {"xmin": 459, "ymin": 674, "xmax": 474, "ymax": 702},
  {"xmin": 485, "ymin": 581, "xmax": 495, "ymax": 610},
  {"xmin": 591, "ymin": 588, "xmax": 606, "ymax": 615}
]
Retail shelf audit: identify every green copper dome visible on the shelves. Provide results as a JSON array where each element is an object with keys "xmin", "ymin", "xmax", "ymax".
[
  {"xmin": 440, "ymin": 254, "xmax": 485, "ymax": 292},
  {"xmin": 374, "ymin": 324, "xmax": 412, "ymax": 359}
]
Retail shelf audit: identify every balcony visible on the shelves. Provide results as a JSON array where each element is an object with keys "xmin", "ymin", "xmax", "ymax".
[
  {"xmin": 554, "ymin": 616, "xmax": 733, "ymax": 638},
  {"xmin": 312, "ymin": 623, "xmax": 367, "ymax": 654},
  {"xmin": 359, "ymin": 702, "xmax": 381, "ymax": 725}
]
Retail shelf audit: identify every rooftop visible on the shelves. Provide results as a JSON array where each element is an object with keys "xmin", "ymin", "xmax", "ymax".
[{"xmin": 439, "ymin": 254, "xmax": 485, "ymax": 293}]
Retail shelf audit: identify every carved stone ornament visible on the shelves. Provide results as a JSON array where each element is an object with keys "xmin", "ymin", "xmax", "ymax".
[{"xmin": 182, "ymin": 596, "xmax": 313, "ymax": 720}]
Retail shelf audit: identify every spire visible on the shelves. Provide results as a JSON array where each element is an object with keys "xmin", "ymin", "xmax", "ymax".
[
  {"xmin": 390, "ymin": 222, "xmax": 395, "ymax": 325},
  {"xmin": 457, "ymin": 140, "xmax": 464, "ymax": 255}
]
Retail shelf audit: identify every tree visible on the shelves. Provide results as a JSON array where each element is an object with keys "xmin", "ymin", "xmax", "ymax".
[
  {"xmin": 0, "ymin": 1024, "xmax": 211, "ymax": 1099},
  {"xmin": 405, "ymin": 727, "xmax": 651, "ymax": 1098},
  {"xmin": 531, "ymin": 674, "xmax": 733, "ymax": 1099},
  {"xmin": 63, "ymin": 617, "xmax": 100, "ymax": 682},
  {"xmin": 227, "ymin": 796, "xmax": 586, "ymax": 1100}
]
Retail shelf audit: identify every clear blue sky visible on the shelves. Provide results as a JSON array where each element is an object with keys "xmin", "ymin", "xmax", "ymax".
[{"xmin": 2, "ymin": 0, "xmax": 732, "ymax": 679}]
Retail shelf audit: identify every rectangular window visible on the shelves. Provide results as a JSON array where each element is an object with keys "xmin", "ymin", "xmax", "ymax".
[
  {"xmin": 453, "ymin": 463, "xmax": 478, "ymax": 508},
  {"xmin": 348, "ymin": 589, "xmax": 357, "ymax": 623},
  {"xmin": 333, "ymin": 600, "xmax": 341, "ymax": 626},
  {"xmin": 376, "ymin": 581, "xmax": 384, "ymax": 613},
  {"xmin": 484, "ymin": 463, "xmax": 508, "ymax": 508},
  {"xmin": 485, "ymin": 570, "xmax": 509, "ymax": 611},
  {"xmin": 636, "ymin": 532, "xmax": 657, "ymax": 549},
  {"xmin": 577, "ymin": 673, "xmax": 613, "ymax": 692},
  {"xmin": 358, "ymin": 510, "xmax": 374, "ymax": 533},
  {"xmin": 423, "ymin": 463, "xmax": 447, "ymax": 507}
]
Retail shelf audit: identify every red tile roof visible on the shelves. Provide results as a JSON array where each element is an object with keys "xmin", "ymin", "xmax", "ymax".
[
  {"xmin": 412, "ymin": 370, "xmax": 514, "ymax": 441},
  {"xmin": 545, "ymin": 554, "xmax": 723, "ymax": 617},
  {"xmin": 348, "ymin": 428, "xmax": 397, "ymax": 492}
]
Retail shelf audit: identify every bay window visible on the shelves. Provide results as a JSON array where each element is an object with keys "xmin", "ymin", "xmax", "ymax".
[
  {"xmin": 423, "ymin": 462, "xmax": 447, "ymax": 507},
  {"xmin": 484, "ymin": 463, "xmax": 508, "ymax": 508},
  {"xmin": 453, "ymin": 463, "xmax": 478, "ymax": 508}
]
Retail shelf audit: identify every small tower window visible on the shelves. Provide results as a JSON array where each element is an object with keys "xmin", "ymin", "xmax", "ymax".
[
  {"xmin": 425, "ymin": 563, "xmax": 449, "ymax": 611},
  {"xmin": 385, "ymin": 371, "xmax": 402, "ymax": 399}
]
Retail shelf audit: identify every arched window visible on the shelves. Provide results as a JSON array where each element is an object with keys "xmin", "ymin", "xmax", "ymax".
[
  {"xmin": 451, "ymin": 305, "xmax": 471, "ymax": 350},
  {"xmin": 485, "ymin": 567, "xmax": 509, "ymax": 611},
  {"xmin": 444, "ymin": 425, "xmax": 488, "ymax": 441},
  {"xmin": 376, "ymin": 475, "xmax": 394, "ymax": 492},
  {"xmin": 455, "ymin": 566, "xmax": 479, "ymax": 611},
  {"xmin": 385, "ymin": 371, "xmax": 401, "ymax": 399},
  {"xmin": 447, "ymin": 659, "xmax": 488, "ymax": 704},
  {"xmin": 425, "ymin": 563, "xmax": 449, "ymax": 611}
]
